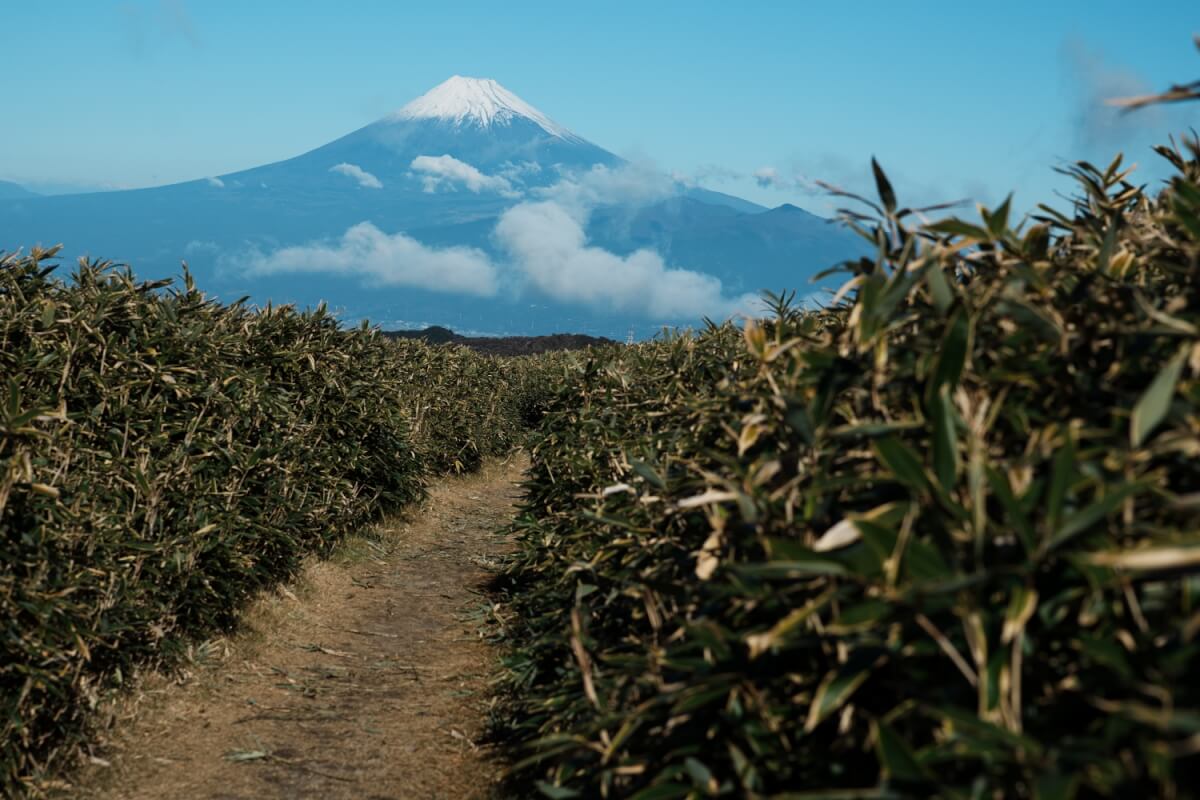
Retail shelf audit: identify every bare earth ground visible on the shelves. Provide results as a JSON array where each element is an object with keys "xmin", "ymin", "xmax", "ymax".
[{"xmin": 67, "ymin": 455, "xmax": 527, "ymax": 800}]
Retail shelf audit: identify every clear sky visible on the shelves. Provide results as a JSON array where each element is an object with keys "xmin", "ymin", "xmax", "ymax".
[{"xmin": 3, "ymin": 1, "xmax": 1198, "ymax": 216}]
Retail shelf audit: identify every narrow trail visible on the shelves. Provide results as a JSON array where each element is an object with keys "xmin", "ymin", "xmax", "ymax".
[{"xmin": 74, "ymin": 455, "xmax": 527, "ymax": 800}]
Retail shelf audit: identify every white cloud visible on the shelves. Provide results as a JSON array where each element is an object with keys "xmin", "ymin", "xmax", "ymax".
[
  {"xmin": 1059, "ymin": 38, "xmax": 1190, "ymax": 155},
  {"xmin": 410, "ymin": 154, "xmax": 518, "ymax": 197},
  {"xmin": 497, "ymin": 160, "xmax": 542, "ymax": 182},
  {"xmin": 243, "ymin": 157, "xmax": 762, "ymax": 322},
  {"xmin": 534, "ymin": 163, "xmax": 675, "ymax": 220},
  {"xmin": 693, "ymin": 164, "xmax": 743, "ymax": 184},
  {"xmin": 753, "ymin": 166, "xmax": 781, "ymax": 187},
  {"xmin": 184, "ymin": 239, "xmax": 220, "ymax": 254},
  {"xmin": 205, "ymin": 176, "xmax": 224, "ymax": 188},
  {"xmin": 468, "ymin": 161, "xmax": 762, "ymax": 320},
  {"xmin": 495, "ymin": 200, "xmax": 761, "ymax": 320},
  {"xmin": 752, "ymin": 165, "xmax": 820, "ymax": 193},
  {"xmin": 244, "ymin": 222, "xmax": 497, "ymax": 296},
  {"xmin": 330, "ymin": 162, "xmax": 383, "ymax": 189}
]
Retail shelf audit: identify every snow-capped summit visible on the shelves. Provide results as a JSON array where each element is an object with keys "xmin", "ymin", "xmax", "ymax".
[{"xmin": 393, "ymin": 76, "xmax": 580, "ymax": 141}]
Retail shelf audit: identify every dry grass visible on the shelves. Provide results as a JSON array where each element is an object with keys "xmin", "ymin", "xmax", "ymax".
[{"xmin": 62, "ymin": 456, "xmax": 527, "ymax": 800}]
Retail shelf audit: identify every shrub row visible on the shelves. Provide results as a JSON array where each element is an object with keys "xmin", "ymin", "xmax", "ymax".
[
  {"xmin": 492, "ymin": 140, "xmax": 1200, "ymax": 797},
  {"xmin": 0, "ymin": 250, "xmax": 536, "ymax": 795},
  {"xmin": 392, "ymin": 337, "xmax": 542, "ymax": 475}
]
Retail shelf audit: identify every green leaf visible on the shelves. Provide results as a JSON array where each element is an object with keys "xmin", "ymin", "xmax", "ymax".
[
  {"xmin": 734, "ymin": 559, "xmax": 848, "ymax": 580},
  {"xmin": 985, "ymin": 466, "xmax": 1035, "ymax": 553},
  {"xmin": 829, "ymin": 599, "xmax": 892, "ymax": 632},
  {"xmin": 871, "ymin": 158, "xmax": 897, "ymax": 213},
  {"xmin": 1096, "ymin": 222, "xmax": 1118, "ymax": 273},
  {"xmin": 1045, "ymin": 434, "xmax": 1076, "ymax": 534},
  {"xmin": 1044, "ymin": 482, "xmax": 1145, "ymax": 554},
  {"xmin": 746, "ymin": 588, "xmax": 836, "ymax": 658},
  {"xmin": 629, "ymin": 783, "xmax": 694, "ymax": 800},
  {"xmin": 1097, "ymin": 700, "xmax": 1200, "ymax": 733},
  {"xmin": 1131, "ymin": 346, "xmax": 1187, "ymax": 447},
  {"xmin": 786, "ymin": 406, "xmax": 816, "ymax": 445},
  {"xmin": 927, "ymin": 218, "xmax": 991, "ymax": 241},
  {"xmin": 536, "ymin": 781, "xmax": 582, "ymax": 799},
  {"xmin": 630, "ymin": 459, "xmax": 666, "ymax": 489},
  {"xmin": 931, "ymin": 311, "xmax": 969, "ymax": 392},
  {"xmin": 1023, "ymin": 223, "xmax": 1051, "ymax": 259},
  {"xmin": 684, "ymin": 757, "xmax": 719, "ymax": 793},
  {"xmin": 676, "ymin": 681, "xmax": 729, "ymax": 714},
  {"xmin": 926, "ymin": 705, "xmax": 1043, "ymax": 756},
  {"xmin": 873, "ymin": 436, "xmax": 930, "ymax": 493},
  {"xmin": 1034, "ymin": 773, "xmax": 1078, "ymax": 800},
  {"xmin": 930, "ymin": 387, "xmax": 959, "ymax": 492},
  {"xmin": 1077, "ymin": 634, "xmax": 1134, "ymax": 680},
  {"xmin": 805, "ymin": 660, "xmax": 876, "ymax": 732},
  {"xmin": 829, "ymin": 420, "xmax": 924, "ymax": 440},
  {"xmin": 983, "ymin": 194, "xmax": 1013, "ymax": 238},
  {"xmin": 925, "ymin": 263, "xmax": 954, "ymax": 315},
  {"xmin": 1001, "ymin": 586, "xmax": 1039, "ymax": 644},
  {"xmin": 873, "ymin": 720, "xmax": 928, "ymax": 783},
  {"xmin": 903, "ymin": 537, "xmax": 953, "ymax": 582},
  {"xmin": 858, "ymin": 519, "xmax": 899, "ymax": 572}
]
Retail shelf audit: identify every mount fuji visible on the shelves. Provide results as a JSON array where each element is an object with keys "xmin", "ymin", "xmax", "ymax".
[{"xmin": 0, "ymin": 77, "xmax": 861, "ymax": 337}]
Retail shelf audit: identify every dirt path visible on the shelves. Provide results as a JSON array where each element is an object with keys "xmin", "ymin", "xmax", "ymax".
[{"xmin": 72, "ymin": 455, "xmax": 527, "ymax": 800}]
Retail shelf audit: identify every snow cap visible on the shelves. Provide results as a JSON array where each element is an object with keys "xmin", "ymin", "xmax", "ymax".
[{"xmin": 393, "ymin": 76, "xmax": 578, "ymax": 140}]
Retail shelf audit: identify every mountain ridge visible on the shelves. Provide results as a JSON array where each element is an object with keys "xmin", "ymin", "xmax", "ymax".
[
  {"xmin": 1, "ymin": 76, "xmax": 862, "ymax": 338},
  {"xmin": 0, "ymin": 180, "xmax": 35, "ymax": 199}
]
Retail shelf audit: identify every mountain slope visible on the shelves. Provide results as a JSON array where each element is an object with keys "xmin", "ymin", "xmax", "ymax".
[
  {"xmin": 0, "ymin": 180, "xmax": 35, "ymax": 199},
  {"xmin": 1, "ymin": 77, "xmax": 860, "ymax": 337}
]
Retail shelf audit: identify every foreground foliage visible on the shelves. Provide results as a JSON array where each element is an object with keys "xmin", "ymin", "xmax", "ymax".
[
  {"xmin": 0, "ymin": 252, "xmax": 540, "ymax": 794},
  {"xmin": 493, "ymin": 139, "xmax": 1200, "ymax": 797}
]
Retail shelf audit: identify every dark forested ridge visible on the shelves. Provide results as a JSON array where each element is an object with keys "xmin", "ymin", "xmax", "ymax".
[{"xmin": 383, "ymin": 325, "xmax": 617, "ymax": 356}]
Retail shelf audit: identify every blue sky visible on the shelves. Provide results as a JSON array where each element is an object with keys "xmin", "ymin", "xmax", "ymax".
[{"xmin": 3, "ymin": 1, "xmax": 1198, "ymax": 216}]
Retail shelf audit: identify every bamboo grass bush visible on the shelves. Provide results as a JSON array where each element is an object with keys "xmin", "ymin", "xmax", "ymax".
[
  {"xmin": 0, "ymin": 251, "xmax": 539, "ymax": 794},
  {"xmin": 492, "ymin": 137, "xmax": 1200, "ymax": 797},
  {"xmin": 394, "ymin": 337, "xmax": 535, "ymax": 474}
]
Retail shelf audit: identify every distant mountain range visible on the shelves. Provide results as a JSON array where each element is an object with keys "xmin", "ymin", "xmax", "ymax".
[
  {"xmin": 0, "ymin": 180, "xmax": 36, "ymax": 199},
  {"xmin": 384, "ymin": 325, "xmax": 615, "ymax": 356},
  {"xmin": 0, "ymin": 77, "xmax": 862, "ymax": 337}
]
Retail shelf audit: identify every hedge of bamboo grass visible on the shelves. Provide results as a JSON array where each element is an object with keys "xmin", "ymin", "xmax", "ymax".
[
  {"xmin": 0, "ymin": 250, "xmax": 541, "ymax": 795},
  {"xmin": 492, "ymin": 137, "xmax": 1200, "ymax": 798},
  {"xmin": 393, "ymin": 337, "xmax": 534, "ymax": 475}
]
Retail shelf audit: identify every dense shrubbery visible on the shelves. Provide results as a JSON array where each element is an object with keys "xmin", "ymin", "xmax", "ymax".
[
  {"xmin": 493, "ymin": 139, "xmax": 1200, "ymax": 798},
  {"xmin": 0, "ymin": 250, "xmax": 541, "ymax": 794},
  {"xmin": 393, "ymin": 338, "xmax": 523, "ymax": 474}
]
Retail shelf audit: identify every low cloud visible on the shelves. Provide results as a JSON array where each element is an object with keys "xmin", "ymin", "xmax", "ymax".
[
  {"xmin": 410, "ymin": 155, "xmax": 518, "ymax": 197},
  {"xmin": 691, "ymin": 164, "xmax": 743, "ymax": 184},
  {"xmin": 674, "ymin": 162, "xmax": 823, "ymax": 195},
  {"xmin": 534, "ymin": 162, "xmax": 676, "ymax": 218},
  {"xmin": 184, "ymin": 239, "xmax": 220, "ymax": 255},
  {"xmin": 497, "ymin": 160, "xmax": 542, "ymax": 182},
  {"xmin": 237, "ymin": 158, "xmax": 767, "ymax": 322},
  {"xmin": 495, "ymin": 199, "xmax": 761, "ymax": 320},
  {"xmin": 330, "ymin": 162, "xmax": 383, "ymax": 189},
  {"xmin": 752, "ymin": 166, "xmax": 821, "ymax": 194},
  {"xmin": 1061, "ymin": 39, "xmax": 1165, "ymax": 153},
  {"xmin": 491, "ymin": 162, "xmax": 760, "ymax": 319},
  {"xmin": 205, "ymin": 176, "xmax": 224, "ymax": 188},
  {"xmin": 244, "ymin": 222, "xmax": 497, "ymax": 296},
  {"xmin": 752, "ymin": 166, "xmax": 780, "ymax": 187}
]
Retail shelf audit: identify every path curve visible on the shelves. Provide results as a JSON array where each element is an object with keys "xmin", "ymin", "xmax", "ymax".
[{"xmin": 73, "ymin": 455, "xmax": 527, "ymax": 800}]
